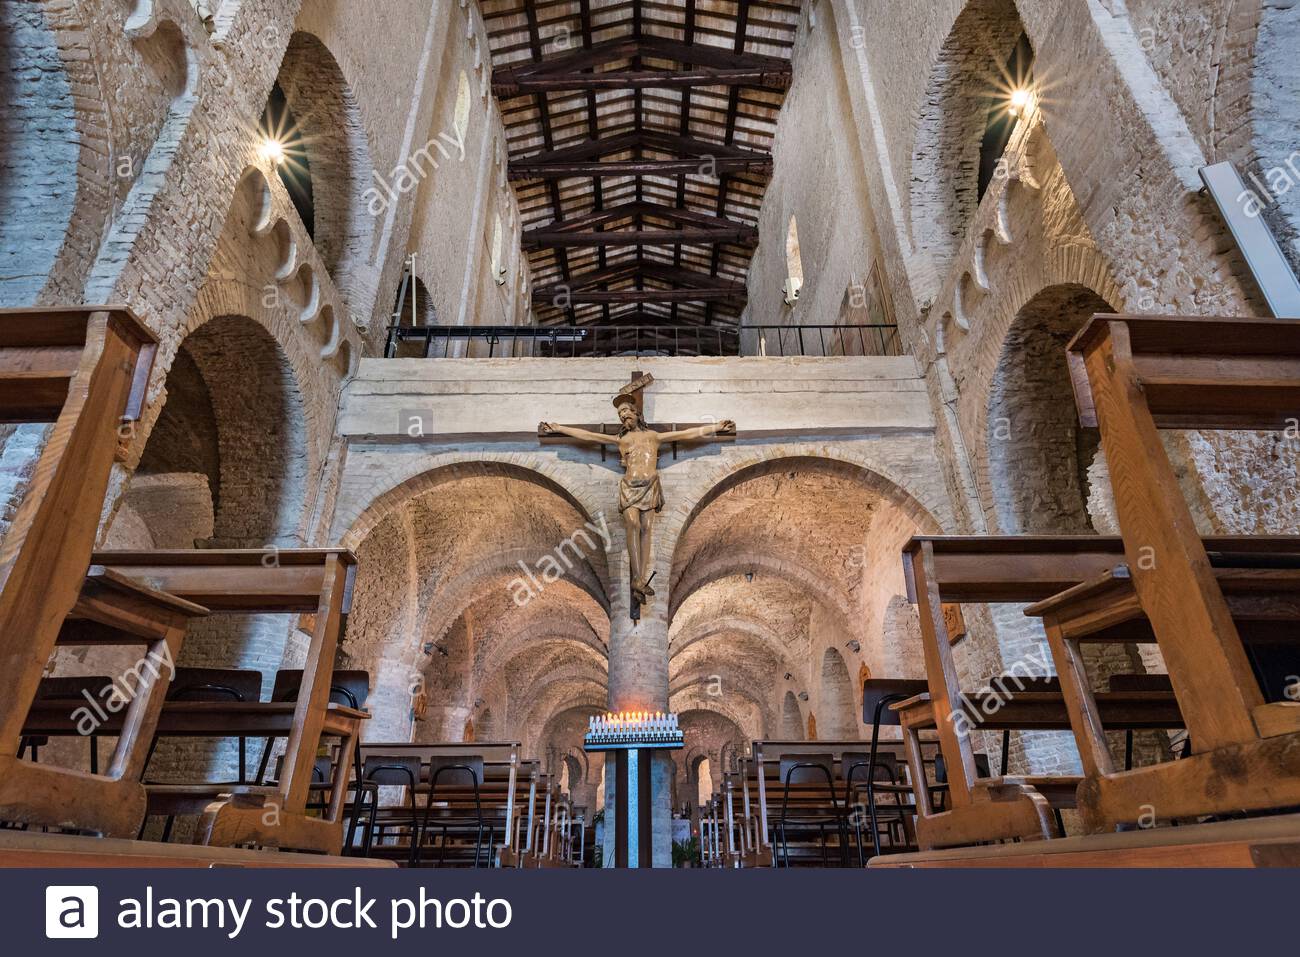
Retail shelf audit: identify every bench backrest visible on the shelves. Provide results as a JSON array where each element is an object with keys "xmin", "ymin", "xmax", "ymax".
[{"xmin": 0, "ymin": 307, "xmax": 156, "ymax": 752}]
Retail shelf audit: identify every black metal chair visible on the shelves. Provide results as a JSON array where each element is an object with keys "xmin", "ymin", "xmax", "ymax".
[
  {"xmin": 20, "ymin": 676, "xmax": 115, "ymax": 771},
  {"xmin": 931, "ymin": 751, "xmax": 992, "ymax": 812},
  {"xmin": 254, "ymin": 668, "xmax": 370, "ymax": 784},
  {"xmin": 149, "ymin": 667, "xmax": 263, "ymax": 782},
  {"xmin": 361, "ymin": 754, "xmax": 423, "ymax": 865},
  {"xmin": 416, "ymin": 755, "xmax": 488, "ymax": 868},
  {"xmin": 774, "ymin": 753, "xmax": 846, "ymax": 867},
  {"xmin": 841, "ymin": 750, "xmax": 911, "ymax": 864},
  {"xmin": 860, "ymin": 678, "xmax": 928, "ymax": 858},
  {"xmin": 138, "ymin": 667, "xmax": 262, "ymax": 842},
  {"xmin": 268, "ymin": 751, "xmax": 377, "ymax": 854}
]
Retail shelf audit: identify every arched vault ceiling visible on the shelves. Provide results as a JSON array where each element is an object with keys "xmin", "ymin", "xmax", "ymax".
[
  {"xmin": 670, "ymin": 575, "xmax": 814, "ymax": 662},
  {"xmin": 671, "ymin": 466, "xmax": 886, "ymax": 610},
  {"xmin": 403, "ymin": 475, "xmax": 611, "ymax": 607}
]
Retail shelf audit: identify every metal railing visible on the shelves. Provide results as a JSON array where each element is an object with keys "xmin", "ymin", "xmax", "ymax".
[{"xmin": 385, "ymin": 324, "xmax": 902, "ymax": 359}]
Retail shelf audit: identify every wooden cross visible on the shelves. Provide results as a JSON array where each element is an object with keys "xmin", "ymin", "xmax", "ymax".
[{"xmin": 537, "ymin": 371, "xmax": 737, "ymax": 461}]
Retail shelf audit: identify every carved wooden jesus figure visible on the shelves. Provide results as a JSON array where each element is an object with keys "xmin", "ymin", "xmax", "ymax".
[{"xmin": 540, "ymin": 385, "xmax": 734, "ymax": 609}]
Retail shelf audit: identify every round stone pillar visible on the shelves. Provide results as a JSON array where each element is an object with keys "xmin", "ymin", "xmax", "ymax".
[{"xmin": 602, "ymin": 543, "xmax": 673, "ymax": 866}]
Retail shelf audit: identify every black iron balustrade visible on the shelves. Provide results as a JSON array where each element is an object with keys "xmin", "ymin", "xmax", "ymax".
[{"xmin": 384, "ymin": 324, "xmax": 902, "ymax": 359}]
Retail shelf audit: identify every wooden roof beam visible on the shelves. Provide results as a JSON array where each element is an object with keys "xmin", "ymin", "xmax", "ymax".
[{"xmin": 531, "ymin": 287, "xmax": 746, "ymax": 305}]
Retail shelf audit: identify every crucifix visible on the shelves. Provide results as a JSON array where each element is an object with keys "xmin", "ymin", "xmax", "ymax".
[{"xmin": 539, "ymin": 372, "xmax": 736, "ymax": 620}]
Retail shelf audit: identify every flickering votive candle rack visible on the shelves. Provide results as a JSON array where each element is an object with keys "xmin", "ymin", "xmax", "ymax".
[
  {"xmin": 584, "ymin": 711, "xmax": 683, "ymax": 867},
  {"xmin": 584, "ymin": 711, "xmax": 683, "ymax": 751}
]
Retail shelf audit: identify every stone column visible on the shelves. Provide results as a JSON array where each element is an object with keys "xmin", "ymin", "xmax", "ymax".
[{"xmin": 602, "ymin": 539, "xmax": 673, "ymax": 866}]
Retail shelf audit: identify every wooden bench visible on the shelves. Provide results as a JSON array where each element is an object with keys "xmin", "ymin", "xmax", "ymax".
[
  {"xmin": 88, "ymin": 548, "xmax": 365, "ymax": 854},
  {"xmin": 892, "ymin": 687, "xmax": 1183, "ymax": 849},
  {"xmin": 868, "ymin": 812, "xmax": 1300, "ymax": 868},
  {"xmin": 0, "ymin": 829, "xmax": 393, "ymax": 868},
  {"xmin": 0, "ymin": 307, "xmax": 218, "ymax": 839},
  {"xmin": 898, "ymin": 535, "xmax": 1197, "ymax": 850},
  {"xmin": 1033, "ymin": 313, "xmax": 1300, "ymax": 831}
]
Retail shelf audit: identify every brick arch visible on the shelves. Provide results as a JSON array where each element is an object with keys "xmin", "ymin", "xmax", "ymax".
[
  {"xmin": 509, "ymin": 663, "xmax": 610, "ymax": 725},
  {"xmin": 678, "ymin": 708, "xmax": 748, "ymax": 758},
  {"xmin": 539, "ymin": 707, "xmax": 601, "ymax": 778},
  {"xmin": 984, "ymin": 283, "xmax": 1116, "ymax": 534},
  {"xmin": 475, "ymin": 619, "xmax": 608, "ymax": 687},
  {"xmin": 337, "ymin": 456, "xmax": 606, "ymax": 551},
  {"xmin": 490, "ymin": 640, "xmax": 609, "ymax": 704},
  {"xmin": 666, "ymin": 451, "xmax": 944, "ymax": 559},
  {"xmin": 963, "ymin": 271, "xmax": 1123, "ymax": 535},
  {"xmin": 515, "ymin": 676, "xmax": 609, "ymax": 749},
  {"xmin": 908, "ymin": 0, "xmax": 1028, "ymax": 296},
  {"xmin": 107, "ymin": 309, "xmax": 317, "ymax": 555},
  {"xmin": 273, "ymin": 31, "xmax": 378, "ymax": 315},
  {"xmin": 670, "ymin": 689, "xmax": 765, "ymax": 741},
  {"xmin": 417, "ymin": 552, "xmax": 609, "ymax": 651},
  {"xmin": 669, "ymin": 615, "xmax": 794, "ymax": 668},
  {"xmin": 668, "ymin": 553, "xmax": 854, "ymax": 629},
  {"xmin": 669, "ymin": 670, "xmax": 776, "ymax": 734}
]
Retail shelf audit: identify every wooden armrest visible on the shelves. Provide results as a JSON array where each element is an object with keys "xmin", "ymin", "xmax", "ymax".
[
  {"xmin": 889, "ymin": 693, "xmax": 932, "ymax": 713},
  {"xmin": 82, "ymin": 565, "xmax": 210, "ymax": 617}
]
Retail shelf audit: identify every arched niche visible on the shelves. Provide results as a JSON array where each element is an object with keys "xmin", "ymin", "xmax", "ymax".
[{"xmin": 986, "ymin": 283, "xmax": 1115, "ymax": 535}]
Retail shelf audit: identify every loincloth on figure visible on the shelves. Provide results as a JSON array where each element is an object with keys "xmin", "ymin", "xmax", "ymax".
[{"xmin": 619, "ymin": 475, "xmax": 664, "ymax": 514}]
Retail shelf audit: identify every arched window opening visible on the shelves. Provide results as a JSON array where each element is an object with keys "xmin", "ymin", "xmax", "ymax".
[
  {"xmin": 987, "ymin": 283, "xmax": 1115, "ymax": 535},
  {"xmin": 454, "ymin": 71, "xmax": 472, "ymax": 144},
  {"xmin": 392, "ymin": 273, "xmax": 436, "ymax": 328},
  {"xmin": 784, "ymin": 215, "xmax": 804, "ymax": 305},
  {"xmin": 780, "ymin": 691, "xmax": 805, "ymax": 740},
  {"xmin": 696, "ymin": 757, "xmax": 712, "ymax": 807},
  {"xmin": 491, "ymin": 215, "xmax": 506, "ymax": 285},
  {"xmin": 259, "ymin": 82, "xmax": 315, "ymax": 238},
  {"xmin": 977, "ymin": 33, "xmax": 1035, "ymax": 202}
]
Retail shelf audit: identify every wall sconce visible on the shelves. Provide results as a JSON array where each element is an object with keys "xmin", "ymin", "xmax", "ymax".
[
  {"xmin": 845, "ymin": 639, "xmax": 861, "ymax": 653},
  {"xmin": 798, "ymin": 691, "xmax": 809, "ymax": 702}
]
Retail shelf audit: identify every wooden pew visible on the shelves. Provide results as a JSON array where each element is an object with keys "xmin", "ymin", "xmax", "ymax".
[
  {"xmin": 868, "ymin": 812, "xmax": 1300, "ymax": 868},
  {"xmin": 0, "ymin": 829, "xmax": 393, "ymax": 868},
  {"xmin": 88, "ymin": 549, "xmax": 364, "ymax": 855},
  {"xmin": 898, "ymin": 535, "xmax": 1197, "ymax": 850},
  {"xmin": 1019, "ymin": 312, "xmax": 1300, "ymax": 831},
  {"xmin": 0, "ymin": 307, "xmax": 218, "ymax": 839}
]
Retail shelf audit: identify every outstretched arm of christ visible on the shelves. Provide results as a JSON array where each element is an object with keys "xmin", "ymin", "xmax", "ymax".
[
  {"xmin": 539, "ymin": 422, "xmax": 616, "ymax": 445},
  {"xmin": 658, "ymin": 420, "xmax": 736, "ymax": 443}
]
